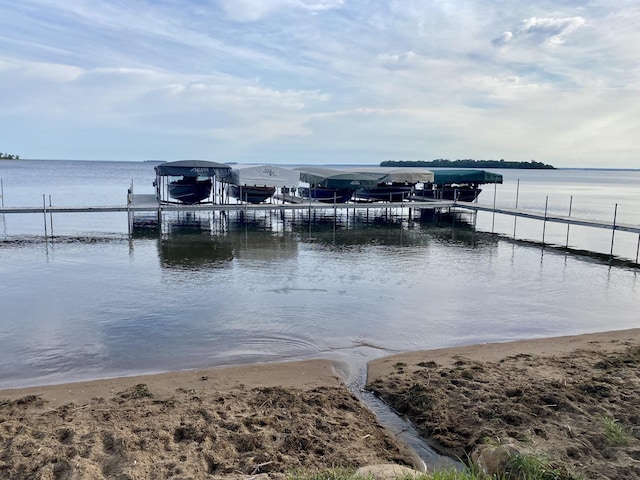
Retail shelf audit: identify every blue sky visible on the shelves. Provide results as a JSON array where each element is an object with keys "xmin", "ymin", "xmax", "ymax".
[{"xmin": 1, "ymin": 0, "xmax": 638, "ymax": 167}]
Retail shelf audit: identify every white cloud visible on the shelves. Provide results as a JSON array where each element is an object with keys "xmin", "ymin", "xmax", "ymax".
[
  {"xmin": 377, "ymin": 51, "xmax": 423, "ymax": 71},
  {"xmin": 493, "ymin": 16, "xmax": 586, "ymax": 47}
]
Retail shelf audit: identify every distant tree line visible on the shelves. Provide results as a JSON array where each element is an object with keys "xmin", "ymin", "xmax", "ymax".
[
  {"xmin": 380, "ymin": 159, "xmax": 555, "ymax": 169},
  {"xmin": 1, "ymin": 152, "xmax": 20, "ymax": 159}
]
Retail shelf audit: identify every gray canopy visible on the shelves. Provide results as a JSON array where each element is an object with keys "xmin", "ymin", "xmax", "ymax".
[
  {"xmin": 229, "ymin": 164, "xmax": 300, "ymax": 188},
  {"xmin": 295, "ymin": 166, "xmax": 380, "ymax": 189},
  {"xmin": 349, "ymin": 167, "xmax": 434, "ymax": 184}
]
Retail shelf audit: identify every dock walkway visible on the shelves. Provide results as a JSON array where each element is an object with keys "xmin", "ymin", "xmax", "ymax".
[
  {"xmin": 1, "ymin": 196, "xmax": 638, "ymax": 234},
  {"xmin": 2, "ymin": 196, "xmax": 639, "ymax": 262},
  {"xmin": 457, "ymin": 201, "xmax": 640, "ymax": 235}
]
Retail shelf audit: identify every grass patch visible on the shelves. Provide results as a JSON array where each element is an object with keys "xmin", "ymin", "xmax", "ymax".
[
  {"xmin": 285, "ymin": 458, "xmax": 580, "ymax": 480},
  {"xmin": 600, "ymin": 415, "xmax": 632, "ymax": 448},
  {"xmin": 503, "ymin": 452, "xmax": 579, "ymax": 480}
]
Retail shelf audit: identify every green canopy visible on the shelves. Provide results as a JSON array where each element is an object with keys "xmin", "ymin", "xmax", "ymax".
[{"xmin": 431, "ymin": 169, "xmax": 503, "ymax": 185}]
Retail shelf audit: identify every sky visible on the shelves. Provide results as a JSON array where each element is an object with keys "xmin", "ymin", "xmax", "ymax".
[{"xmin": 0, "ymin": 1, "xmax": 638, "ymax": 167}]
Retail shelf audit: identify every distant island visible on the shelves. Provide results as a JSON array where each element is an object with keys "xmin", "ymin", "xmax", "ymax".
[
  {"xmin": 1, "ymin": 152, "xmax": 20, "ymax": 160},
  {"xmin": 380, "ymin": 159, "xmax": 555, "ymax": 169}
]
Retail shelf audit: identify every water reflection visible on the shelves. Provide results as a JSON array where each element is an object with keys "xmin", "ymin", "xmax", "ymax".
[
  {"xmin": 159, "ymin": 233, "xmax": 234, "ymax": 270},
  {"xmin": 143, "ymin": 210, "xmax": 496, "ymax": 266},
  {"xmin": 151, "ymin": 212, "xmax": 300, "ymax": 270}
]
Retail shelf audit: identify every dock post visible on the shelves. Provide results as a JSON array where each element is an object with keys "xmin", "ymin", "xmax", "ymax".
[
  {"xmin": 513, "ymin": 179, "xmax": 520, "ymax": 239},
  {"xmin": 0, "ymin": 178, "xmax": 4, "ymax": 207},
  {"xmin": 48, "ymin": 195, "xmax": 54, "ymax": 237},
  {"xmin": 542, "ymin": 196, "xmax": 549, "ymax": 244},
  {"xmin": 491, "ymin": 183, "xmax": 497, "ymax": 233},
  {"xmin": 610, "ymin": 204, "xmax": 618, "ymax": 259},
  {"xmin": 127, "ymin": 188, "xmax": 132, "ymax": 235},
  {"xmin": 565, "ymin": 196, "xmax": 573, "ymax": 248},
  {"xmin": 635, "ymin": 234, "xmax": 639, "ymax": 264},
  {"xmin": 42, "ymin": 194, "xmax": 48, "ymax": 238}
]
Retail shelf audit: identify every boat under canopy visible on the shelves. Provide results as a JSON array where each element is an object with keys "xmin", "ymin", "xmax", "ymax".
[
  {"xmin": 295, "ymin": 167, "xmax": 381, "ymax": 203},
  {"xmin": 228, "ymin": 164, "xmax": 300, "ymax": 204},
  {"xmin": 414, "ymin": 169, "xmax": 503, "ymax": 202},
  {"xmin": 154, "ymin": 160, "xmax": 232, "ymax": 204}
]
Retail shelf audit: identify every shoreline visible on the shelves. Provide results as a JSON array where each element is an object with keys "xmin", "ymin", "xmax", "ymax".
[
  {"xmin": 367, "ymin": 327, "xmax": 640, "ymax": 383},
  {"xmin": 0, "ymin": 359, "xmax": 348, "ymax": 408},
  {"xmin": 2, "ymin": 328, "xmax": 638, "ymax": 400},
  {"xmin": 2, "ymin": 328, "xmax": 639, "ymax": 478}
]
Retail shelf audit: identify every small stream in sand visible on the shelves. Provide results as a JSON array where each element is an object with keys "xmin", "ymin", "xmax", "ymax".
[{"xmin": 332, "ymin": 350, "xmax": 463, "ymax": 473}]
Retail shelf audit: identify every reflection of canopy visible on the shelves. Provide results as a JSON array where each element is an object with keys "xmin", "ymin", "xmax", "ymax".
[
  {"xmin": 295, "ymin": 166, "xmax": 380, "ymax": 189},
  {"xmin": 431, "ymin": 169, "xmax": 503, "ymax": 185},
  {"xmin": 229, "ymin": 164, "xmax": 300, "ymax": 187},
  {"xmin": 155, "ymin": 160, "xmax": 232, "ymax": 178},
  {"xmin": 349, "ymin": 167, "xmax": 434, "ymax": 184}
]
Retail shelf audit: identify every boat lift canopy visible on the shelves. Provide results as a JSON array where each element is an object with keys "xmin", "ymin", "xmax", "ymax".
[
  {"xmin": 229, "ymin": 164, "xmax": 300, "ymax": 188},
  {"xmin": 155, "ymin": 160, "xmax": 232, "ymax": 179},
  {"xmin": 431, "ymin": 169, "xmax": 503, "ymax": 185},
  {"xmin": 349, "ymin": 167, "xmax": 434, "ymax": 184},
  {"xmin": 295, "ymin": 166, "xmax": 380, "ymax": 189}
]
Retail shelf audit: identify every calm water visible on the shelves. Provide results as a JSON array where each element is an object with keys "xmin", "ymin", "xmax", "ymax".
[{"xmin": 1, "ymin": 160, "xmax": 639, "ymax": 389}]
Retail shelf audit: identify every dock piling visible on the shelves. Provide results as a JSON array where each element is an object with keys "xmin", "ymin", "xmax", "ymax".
[
  {"xmin": 565, "ymin": 196, "xmax": 573, "ymax": 248},
  {"xmin": 610, "ymin": 204, "xmax": 618, "ymax": 259},
  {"xmin": 491, "ymin": 183, "xmax": 497, "ymax": 234},
  {"xmin": 42, "ymin": 195, "xmax": 48, "ymax": 238},
  {"xmin": 513, "ymin": 179, "xmax": 520, "ymax": 239},
  {"xmin": 542, "ymin": 196, "xmax": 549, "ymax": 244}
]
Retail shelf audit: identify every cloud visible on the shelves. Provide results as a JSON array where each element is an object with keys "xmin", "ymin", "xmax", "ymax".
[
  {"xmin": 1, "ymin": 57, "xmax": 329, "ymax": 146},
  {"xmin": 493, "ymin": 16, "xmax": 586, "ymax": 47},
  {"xmin": 1, "ymin": 1, "xmax": 639, "ymax": 166},
  {"xmin": 376, "ymin": 51, "xmax": 423, "ymax": 70},
  {"xmin": 219, "ymin": 0, "xmax": 344, "ymax": 22},
  {"xmin": 492, "ymin": 31, "xmax": 513, "ymax": 47}
]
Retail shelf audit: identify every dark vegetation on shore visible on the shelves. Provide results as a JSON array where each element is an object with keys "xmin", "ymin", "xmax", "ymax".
[
  {"xmin": 0, "ymin": 152, "xmax": 20, "ymax": 159},
  {"xmin": 369, "ymin": 344, "xmax": 640, "ymax": 479},
  {"xmin": 380, "ymin": 159, "xmax": 555, "ymax": 169}
]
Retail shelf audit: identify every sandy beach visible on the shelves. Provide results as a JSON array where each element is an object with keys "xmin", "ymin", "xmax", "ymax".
[{"xmin": 2, "ymin": 329, "xmax": 640, "ymax": 479}]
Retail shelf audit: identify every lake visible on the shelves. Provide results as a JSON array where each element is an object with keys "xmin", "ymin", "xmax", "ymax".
[{"xmin": 0, "ymin": 160, "xmax": 639, "ymax": 389}]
